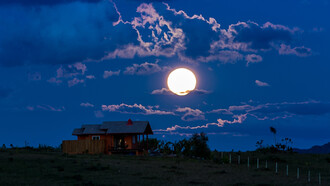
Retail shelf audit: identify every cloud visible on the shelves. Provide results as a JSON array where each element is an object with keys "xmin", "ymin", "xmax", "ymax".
[
  {"xmin": 279, "ymin": 44, "xmax": 312, "ymax": 57},
  {"xmin": 0, "ymin": 1, "xmax": 136, "ymax": 67},
  {"xmin": 151, "ymin": 88, "xmax": 210, "ymax": 95},
  {"xmin": 0, "ymin": 0, "xmax": 102, "ymax": 6},
  {"xmin": 245, "ymin": 54, "xmax": 263, "ymax": 66},
  {"xmin": 103, "ymin": 70, "xmax": 120, "ymax": 79},
  {"xmin": 27, "ymin": 105, "xmax": 65, "ymax": 112},
  {"xmin": 176, "ymin": 107, "xmax": 205, "ymax": 121},
  {"xmin": 151, "ymin": 88, "xmax": 173, "ymax": 95},
  {"xmin": 124, "ymin": 62, "xmax": 170, "ymax": 75},
  {"xmin": 102, "ymin": 103, "xmax": 175, "ymax": 115},
  {"xmin": 86, "ymin": 75, "xmax": 96, "ymax": 79},
  {"xmin": 80, "ymin": 102, "xmax": 94, "ymax": 108},
  {"xmin": 0, "ymin": 1, "xmax": 311, "ymax": 68},
  {"xmin": 94, "ymin": 110, "xmax": 104, "ymax": 118},
  {"xmin": 68, "ymin": 78, "xmax": 85, "ymax": 87},
  {"xmin": 156, "ymin": 114, "xmax": 247, "ymax": 132},
  {"xmin": 209, "ymin": 100, "xmax": 330, "ymax": 122},
  {"xmin": 255, "ymin": 80, "xmax": 270, "ymax": 87}
]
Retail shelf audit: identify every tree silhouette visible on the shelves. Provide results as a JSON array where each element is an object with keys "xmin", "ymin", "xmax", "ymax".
[{"xmin": 270, "ymin": 126, "xmax": 277, "ymax": 146}]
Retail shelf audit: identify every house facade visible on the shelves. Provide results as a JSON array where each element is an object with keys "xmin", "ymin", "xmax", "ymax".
[{"xmin": 62, "ymin": 119, "xmax": 153, "ymax": 155}]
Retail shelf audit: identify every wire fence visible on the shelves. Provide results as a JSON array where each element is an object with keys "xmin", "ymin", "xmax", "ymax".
[{"xmin": 219, "ymin": 152, "xmax": 329, "ymax": 185}]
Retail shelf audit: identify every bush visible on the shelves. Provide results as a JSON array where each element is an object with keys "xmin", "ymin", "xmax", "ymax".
[{"xmin": 190, "ymin": 133, "xmax": 211, "ymax": 159}]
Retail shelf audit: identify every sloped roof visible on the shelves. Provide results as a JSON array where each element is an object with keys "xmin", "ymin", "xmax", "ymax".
[{"xmin": 72, "ymin": 121, "xmax": 153, "ymax": 135}]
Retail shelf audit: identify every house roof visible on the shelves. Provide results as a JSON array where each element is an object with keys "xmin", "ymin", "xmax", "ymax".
[{"xmin": 72, "ymin": 120, "xmax": 153, "ymax": 135}]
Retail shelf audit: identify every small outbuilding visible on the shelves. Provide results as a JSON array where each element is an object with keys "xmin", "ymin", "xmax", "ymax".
[{"xmin": 62, "ymin": 119, "xmax": 153, "ymax": 155}]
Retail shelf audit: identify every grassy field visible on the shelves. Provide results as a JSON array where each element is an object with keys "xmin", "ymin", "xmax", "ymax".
[{"xmin": 0, "ymin": 149, "xmax": 329, "ymax": 185}]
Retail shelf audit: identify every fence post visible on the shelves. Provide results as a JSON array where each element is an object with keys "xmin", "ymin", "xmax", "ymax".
[
  {"xmin": 308, "ymin": 170, "xmax": 310, "ymax": 183},
  {"xmin": 229, "ymin": 154, "xmax": 231, "ymax": 164},
  {"xmin": 297, "ymin": 168, "xmax": 299, "ymax": 179},
  {"xmin": 221, "ymin": 152, "xmax": 223, "ymax": 159},
  {"xmin": 238, "ymin": 155, "xmax": 240, "ymax": 165},
  {"xmin": 247, "ymin": 157, "xmax": 250, "ymax": 168},
  {"xmin": 265, "ymin": 160, "xmax": 268, "ymax": 169},
  {"xmin": 319, "ymin": 173, "xmax": 321, "ymax": 185},
  {"xmin": 257, "ymin": 158, "xmax": 259, "ymax": 169},
  {"xmin": 275, "ymin": 162, "xmax": 278, "ymax": 174},
  {"xmin": 286, "ymin": 165, "xmax": 288, "ymax": 176}
]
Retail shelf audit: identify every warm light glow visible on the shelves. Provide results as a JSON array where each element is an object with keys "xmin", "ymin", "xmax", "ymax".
[{"xmin": 167, "ymin": 68, "xmax": 197, "ymax": 96}]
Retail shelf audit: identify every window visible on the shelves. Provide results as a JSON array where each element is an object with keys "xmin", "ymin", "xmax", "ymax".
[
  {"xmin": 132, "ymin": 136, "xmax": 136, "ymax": 144},
  {"xmin": 92, "ymin": 136, "xmax": 100, "ymax": 140}
]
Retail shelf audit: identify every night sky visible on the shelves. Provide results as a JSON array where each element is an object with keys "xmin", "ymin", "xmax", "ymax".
[{"xmin": 1, "ymin": 0, "xmax": 329, "ymax": 151}]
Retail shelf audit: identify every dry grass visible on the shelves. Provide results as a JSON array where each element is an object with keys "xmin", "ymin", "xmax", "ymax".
[{"xmin": 0, "ymin": 149, "xmax": 329, "ymax": 185}]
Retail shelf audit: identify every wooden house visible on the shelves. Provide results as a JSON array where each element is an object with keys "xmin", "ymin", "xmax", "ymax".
[{"xmin": 62, "ymin": 119, "xmax": 153, "ymax": 155}]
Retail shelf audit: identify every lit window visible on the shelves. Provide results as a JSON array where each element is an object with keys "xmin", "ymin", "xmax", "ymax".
[
  {"xmin": 92, "ymin": 136, "xmax": 100, "ymax": 140},
  {"xmin": 132, "ymin": 136, "xmax": 136, "ymax": 144}
]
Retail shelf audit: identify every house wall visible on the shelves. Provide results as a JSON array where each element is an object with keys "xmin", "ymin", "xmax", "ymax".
[
  {"xmin": 76, "ymin": 134, "xmax": 141, "ymax": 152},
  {"xmin": 77, "ymin": 135, "xmax": 107, "ymax": 140}
]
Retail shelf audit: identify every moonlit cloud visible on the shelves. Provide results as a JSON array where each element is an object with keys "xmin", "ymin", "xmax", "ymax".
[
  {"xmin": 80, "ymin": 102, "xmax": 94, "ymax": 108},
  {"xmin": 245, "ymin": 54, "xmax": 263, "ymax": 66},
  {"xmin": 68, "ymin": 78, "xmax": 85, "ymax": 87},
  {"xmin": 103, "ymin": 70, "xmax": 120, "ymax": 79},
  {"xmin": 279, "ymin": 44, "xmax": 312, "ymax": 57},
  {"xmin": 27, "ymin": 105, "xmax": 65, "ymax": 112},
  {"xmin": 151, "ymin": 88, "xmax": 210, "ymax": 95},
  {"xmin": 255, "ymin": 80, "xmax": 270, "ymax": 87},
  {"xmin": 156, "ymin": 114, "xmax": 247, "ymax": 132},
  {"xmin": 124, "ymin": 62, "xmax": 170, "ymax": 75},
  {"xmin": 102, "ymin": 103, "xmax": 175, "ymax": 115},
  {"xmin": 176, "ymin": 107, "xmax": 205, "ymax": 121}
]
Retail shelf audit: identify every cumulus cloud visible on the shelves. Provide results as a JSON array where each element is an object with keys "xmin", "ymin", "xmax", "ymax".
[
  {"xmin": 86, "ymin": 75, "xmax": 96, "ymax": 79},
  {"xmin": 209, "ymin": 100, "xmax": 330, "ymax": 121},
  {"xmin": 279, "ymin": 44, "xmax": 312, "ymax": 57},
  {"xmin": 156, "ymin": 114, "xmax": 247, "ymax": 132},
  {"xmin": 103, "ymin": 70, "xmax": 120, "ymax": 79},
  {"xmin": 68, "ymin": 78, "xmax": 85, "ymax": 87},
  {"xmin": 176, "ymin": 107, "xmax": 205, "ymax": 121},
  {"xmin": 245, "ymin": 54, "xmax": 263, "ymax": 66},
  {"xmin": 48, "ymin": 62, "xmax": 88, "ymax": 86},
  {"xmin": 94, "ymin": 110, "xmax": 104, "ymax": 118},
  {"xmin": 0, "ymin": 1, "xmax": 311, "ymax": 68},
  {"xmin": 255, "ymin": 80, "xmax": 270, "ymax": 87},
  {"xmin": 0, "ymin": 1, "xmax": 136, "ymax": 67},
  {"xmin": 124, "ymin": 62, "xmax": 170, "ymax": 75},
  {"xmin": 80, "ymin": 102, "xmax": 94, "ymax": 108},
  {"xmin": 151, "ymin": 88, "xmax": 210, "ymax": 95},
  {"xmin": 27, "ymin": 105, "xmax": 65, "ymax": 112},
  {"xmin": 102, "ymin": 103, "xmax": 175, "ymax": 115}
]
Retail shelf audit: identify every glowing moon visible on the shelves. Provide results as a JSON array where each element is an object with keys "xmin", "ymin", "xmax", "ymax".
[{"xmin": 167, "ymin": 68, "xmax": 197, "ymax": 96}]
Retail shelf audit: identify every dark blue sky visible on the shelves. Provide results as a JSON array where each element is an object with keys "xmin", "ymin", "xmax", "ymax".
[{"xmin": 0, "ymin": 0, "xmax": 329, "ymax": 151}]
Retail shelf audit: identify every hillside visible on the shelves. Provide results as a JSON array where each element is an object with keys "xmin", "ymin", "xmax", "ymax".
[
  {"xmin": 294, "ymin": 142, "xmax": 330, "ymax": 154},
  {"xmin": 0, "ymin": 149, "xmax": 329, "ymax": 185}
]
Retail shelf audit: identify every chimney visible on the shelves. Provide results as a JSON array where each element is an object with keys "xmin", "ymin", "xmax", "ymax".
[{"xmin": 127, "ymin": 118, "xmax": 133, "ymax": 125}]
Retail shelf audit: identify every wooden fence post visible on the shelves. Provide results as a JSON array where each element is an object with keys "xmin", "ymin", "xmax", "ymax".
[
  {"xmin": 257, "ymin": 158, "xmax": 259, "ymax": 169},
  {"xmin": 275, "ymin": 162, "xmax": 278, "ymax": 174},
  {"xmin": 229, "ymin": 154, "xmax": 231, "ymax": 164},
  {"xmin": 265, "ymin": 160, "xmax": 268, "ymax": 169},
  {"xmin": 297, "ymin": 168, "xmax": 299, "ymax": 179},
  {"xmin": 319, "ymin": 173, "xmax": 321, "ymax": 185},
  {"xmin": 308, "ymin": 170, "xmax": 310, "ymax": 183},
  {"xmin": 286, "ymin": 165, "xmax": 288, "ymax": 176},
  {"xmin": 247, "ymin": 157, "xmax": 250, "ymax": 168},
  {"xmin": 238, "ymin": 155, "xmax": 240, "ymax": 165}
]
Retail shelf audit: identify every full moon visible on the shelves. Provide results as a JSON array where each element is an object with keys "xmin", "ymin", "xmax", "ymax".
[{"xmin": 167, "ymin": 68, "xmax": 197, "ymax": 96}]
